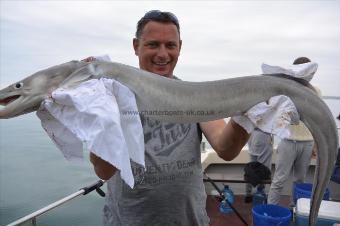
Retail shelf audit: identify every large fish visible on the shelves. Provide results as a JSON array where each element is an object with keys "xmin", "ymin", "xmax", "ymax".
[{"xmin": 0, "ymin": 61, "xmax": 338, "ymax": 226}]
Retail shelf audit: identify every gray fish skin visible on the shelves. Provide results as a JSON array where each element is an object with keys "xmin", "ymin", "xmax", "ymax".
[{"xmin": 0, "ymin": 61, "xmax": 338, "ymax": 226}]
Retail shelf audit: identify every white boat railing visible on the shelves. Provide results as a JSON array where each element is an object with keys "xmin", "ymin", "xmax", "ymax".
[{"xmin": 6, "ymin": 180, "xmax": 106, "ymax": 226}]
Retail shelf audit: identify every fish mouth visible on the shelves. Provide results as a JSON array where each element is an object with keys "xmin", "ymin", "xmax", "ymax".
[{"xmin": 0, "ymin": 95, "xmax": 21, "ymax": 106}]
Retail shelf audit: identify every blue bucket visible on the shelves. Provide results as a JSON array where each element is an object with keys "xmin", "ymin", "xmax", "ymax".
[
  {"xmin": 293, "ymin": 183, "xmax": 330, "ymax": 204},
  {"xmin": 252, "ymin": 204, "xmax": 291, "ymax": 226}
]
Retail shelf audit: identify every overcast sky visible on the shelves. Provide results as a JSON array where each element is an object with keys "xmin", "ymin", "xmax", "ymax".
[{"xmin": 1, "ymin": 1, "xmax": 339, "ymax": 96}]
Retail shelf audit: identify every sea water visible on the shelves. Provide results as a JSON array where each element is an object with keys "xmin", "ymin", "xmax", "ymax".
[{"xmin": 0, "ymin": 114, "xmax": 105, "ymax": 226}]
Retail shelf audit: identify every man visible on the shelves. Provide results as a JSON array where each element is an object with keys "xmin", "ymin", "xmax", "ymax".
[
  {"xmin": 267, "ymin": 57, "xmax": 318, "ymax": 206},
  {"xmin": 244, "ymin": 129, "xmax": 273, "ymax": 203},
  {"xmin": 89, "ymin": 10, "xmax": 249, "ymax": 225}
]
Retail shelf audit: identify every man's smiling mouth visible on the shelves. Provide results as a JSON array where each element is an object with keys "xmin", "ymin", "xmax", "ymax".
[{"xmin": 153, "ymin": 61, "xmax": 169, "ymax": 66}]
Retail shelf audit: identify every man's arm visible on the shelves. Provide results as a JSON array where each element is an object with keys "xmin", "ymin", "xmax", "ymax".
[
  {"xmin": 82, "ymin": 56, "xmax": 118, "ymax": 180},
  {"xmin": 90, "ymin": 152, "xmax": 117, "ymax": 180},
  {"xmin": 200, "ymin": 119, "xmax": 249, "ymax": 161}
]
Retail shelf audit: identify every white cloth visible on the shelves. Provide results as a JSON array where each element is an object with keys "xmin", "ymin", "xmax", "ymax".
[
  {"xmin": 261, "ymin": 62, "xmax": 318, "ymax": 82},
  {"xmin": 36, "ymin": 78, "xmax": 145, "ymax": 188},
  {"xmin": 233, "ymin": 61, "xmax": 318, "ymax": 138},
  {"xmin": 233, "ymin": 95, "xmax": 299, "ymax": 138}
]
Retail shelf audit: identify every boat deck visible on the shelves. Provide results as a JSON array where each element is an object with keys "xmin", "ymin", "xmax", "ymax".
[{"xmin": 202, "ymin": 149, "xmax": 340, "ymax": 226}]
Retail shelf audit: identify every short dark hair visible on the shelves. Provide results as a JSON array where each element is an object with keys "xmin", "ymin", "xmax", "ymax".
[
  {"xmin": 293, "ymin": 57, "xmax": 311, "ymax": 65},
  {"xmin": 136, "ymin": 10, "xmax": 180, "ymax": 38}
]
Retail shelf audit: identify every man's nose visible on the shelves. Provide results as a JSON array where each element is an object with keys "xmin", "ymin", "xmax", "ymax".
[{"xmin": 156, "ymin": 45, "xmax": 169, "ymax": 58}]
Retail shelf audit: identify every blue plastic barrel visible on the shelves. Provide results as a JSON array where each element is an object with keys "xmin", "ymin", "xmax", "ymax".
[
  {"xmin": 293, "ymin": 183, "xmax": 330, "ymax": 204},
  {"xmin": 252, "ymin": 204, "xmax": 291, "ymax": 226}
]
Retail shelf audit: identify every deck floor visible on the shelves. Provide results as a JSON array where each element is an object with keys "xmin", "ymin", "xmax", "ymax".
[
  {"xmin": 206, "ymin": 195, "xmax": 291, "ymax": 226},
  {"xmin": 204, "ymin": 163, "xmax": 340, "ymax": 225}
]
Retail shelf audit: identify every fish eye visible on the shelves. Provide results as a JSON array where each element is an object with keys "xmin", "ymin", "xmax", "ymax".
[{"xmin": 14, "ymin": 82, "xmax": 23, "ymax": 89}]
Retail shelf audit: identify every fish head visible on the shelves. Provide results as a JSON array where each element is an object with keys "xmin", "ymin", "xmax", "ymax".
[{"xmin": 0, "ymin": 61, "xmax": 86, "ymax": 119}]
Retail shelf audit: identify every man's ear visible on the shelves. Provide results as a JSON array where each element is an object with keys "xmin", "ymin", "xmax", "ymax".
[
  {"xmin": 179, "ymin": 39, "xmax": 182, "ymax": 53},
  {"xmin": 133, "ymin": 38, "xmax": 139, "ymax": 56}
]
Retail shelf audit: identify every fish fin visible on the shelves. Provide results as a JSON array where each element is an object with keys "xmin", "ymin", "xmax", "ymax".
[{"xmin": 60, "ymin": 64, "xmax": 96, "ymax": 88}]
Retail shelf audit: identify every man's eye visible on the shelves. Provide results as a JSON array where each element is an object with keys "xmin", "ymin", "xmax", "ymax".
[
  {"xmin": 166, "ymin": 43, "xmax": 177, "ymax": 49},
  {"xmin": 147, "ymin": 43, "xmax": 158, "ymax": 48}
]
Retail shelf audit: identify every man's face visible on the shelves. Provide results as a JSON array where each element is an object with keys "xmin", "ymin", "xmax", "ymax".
[{"xmin": 133, "ymin": 21, "xmax": 182, "ymax": 78}]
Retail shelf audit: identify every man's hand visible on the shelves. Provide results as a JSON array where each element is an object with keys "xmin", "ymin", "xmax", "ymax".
[
  {"xmin": 90, "ymin": 152, "xmax": 117, "ymax": 180},
  {"xmin": 311, "ymin": 145, "xmax": 318, "ymax": 159},
  {"xmin": 232, "ymin": 95, "xmax": 299, "ymax": 139},
  {"xmin": 81, "ymin": 55, "xmax": 111, "ymax": 63},
  {"xmin": 81, "ymin": 56, "xmax": 95, "ymax": 62}
]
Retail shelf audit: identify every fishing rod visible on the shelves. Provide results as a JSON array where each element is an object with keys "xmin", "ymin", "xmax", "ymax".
[{"xmin": 203, "ymin": 171, "xmax": 249, "ymax": 226}]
